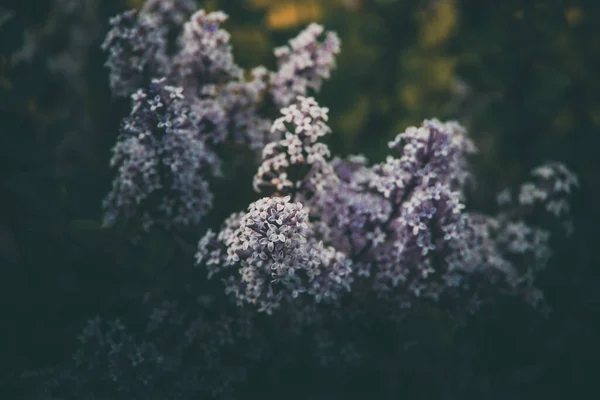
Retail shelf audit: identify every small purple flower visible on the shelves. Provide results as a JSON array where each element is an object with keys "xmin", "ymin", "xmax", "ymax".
[{"xmin": 205, "ymin": 21, "xmax": 218, "ymax": 33}]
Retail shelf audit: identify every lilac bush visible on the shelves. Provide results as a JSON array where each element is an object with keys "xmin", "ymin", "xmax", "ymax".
[{"xmin": 37, "ymin": 0, "xmax": 579, "ymax": 398}]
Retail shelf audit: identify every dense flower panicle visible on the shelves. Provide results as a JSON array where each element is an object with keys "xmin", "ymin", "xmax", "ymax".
[
  {"xmin": 102, "ymin": 10, "xmax": 162, "ymax": 97},
  {"xmin": 102, "ymin": 78, "xmax": 219, "ymax": 231},
  {"xmin": 102, "ymin": 0, "xmax": 196, "ymax": 97},
  {"xmin": 311, "ymin": 158, "xmax": 480, "ymax": 306},
  {"xmin": 228, "ymin": 196, "xmax": 311, "ymax": 310},
  {"xmin": 383, "ymin": 119, "xmax": 477, "ymax": 200},
  {"xmin": 254, "ymin": 96, "xmax": 334, "ymax": 193},
  {"xmin": 375, "ymin": 184, "xmax": 474, "ymax": 303},
  {"xmin": 173, "ymin": 9, "xmax": 242, "ymax": 89},
  {"xmin": 196, "ymin": 196, "xmax": 353, "ymax": 314},
  {"xmin": 270, "ymin": 23, "xmax": 341, "ymax": 108}
]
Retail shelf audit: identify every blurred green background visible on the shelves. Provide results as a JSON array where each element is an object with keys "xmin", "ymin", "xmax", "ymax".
[{"xmin": 1, "ymin": 0, "xmax": 598, "ymax": 397}]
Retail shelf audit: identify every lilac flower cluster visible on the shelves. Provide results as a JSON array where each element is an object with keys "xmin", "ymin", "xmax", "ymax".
[
  {"xmin": 253, "ymin": 96, "xmax": 334, "ymax": 194},
  {"xmin": 102, "ymin": 0, "xmax": 341, "ymax": 231},
  {"xmin": 102, "ymin": 78, "xmax": 220, "ymax": 231},
  {"xmin": 102, "ymin": 0, "xmax": 197, "ymax": 97},
  {"xmin": 197, "ymin": 98, "xmax": 577, "ymax": 315},
  {"xmin": 269, "ymin": 23, "xmax": 341, "ymax": 108},
  {"xmin": 197, "ymin": 196, "xmax": 352, "ymax": 314},
  {"xmin": 173, "ymin": 9, "xmax": 242, "ymax": 88}
]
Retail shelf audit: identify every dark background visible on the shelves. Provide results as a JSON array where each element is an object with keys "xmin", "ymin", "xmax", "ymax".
[{"xmin": 1, "ymin": 0, "xmax": 598, "ymax": 398}]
